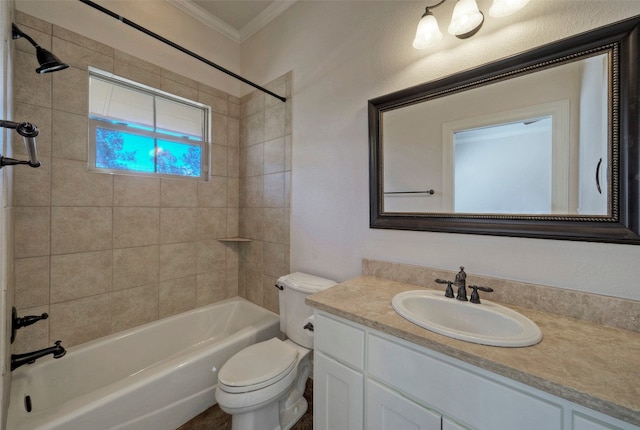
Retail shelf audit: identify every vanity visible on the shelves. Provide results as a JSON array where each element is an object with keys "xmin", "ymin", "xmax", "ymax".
[{"xmin": 306, "ymin": 275, "xmax": 640, "ymax": 430}]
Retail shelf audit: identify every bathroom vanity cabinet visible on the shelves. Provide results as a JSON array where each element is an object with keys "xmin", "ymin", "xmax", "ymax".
[{"xmin": 313, "ymin": 311, "xmax": 638, "ymax": 430}]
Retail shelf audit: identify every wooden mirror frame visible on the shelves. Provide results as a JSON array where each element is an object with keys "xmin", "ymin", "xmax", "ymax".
[{"xmin": 369, "ymin": 16, "xmax": 640, "ymax": 244}]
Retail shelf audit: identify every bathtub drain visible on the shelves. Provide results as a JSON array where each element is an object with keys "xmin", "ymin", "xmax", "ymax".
[{"xmin": 24, "ymin": 395, "xmax": 32, "ymax": 413}]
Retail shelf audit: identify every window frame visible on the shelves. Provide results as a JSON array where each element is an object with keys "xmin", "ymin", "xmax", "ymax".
[{"xmin": 87, "ymin": 67, "xmax": 211, "ymax": 181}]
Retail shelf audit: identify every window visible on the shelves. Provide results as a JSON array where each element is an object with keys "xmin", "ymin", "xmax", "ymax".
[{"xmin": 88, "ymin": 68, "xmax": 210, "ymax": 180}]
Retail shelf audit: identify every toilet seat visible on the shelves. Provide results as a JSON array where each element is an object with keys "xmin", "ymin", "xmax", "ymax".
[{"xmin": 218, "ymin": 338, "xmax": 298, "ymax": 394}]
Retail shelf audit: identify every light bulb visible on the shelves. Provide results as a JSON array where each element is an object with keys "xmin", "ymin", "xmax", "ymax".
[
  {"xmin": 448, "ymin": 0, "xmax": 484, "ymax": 38},
  {"xmin": 489, "ymin": 0, "xmax": 530, "ymax": 17},
  {"xmin": 413, "ymin": 11, "xmax": 443, "ymax": 49}
]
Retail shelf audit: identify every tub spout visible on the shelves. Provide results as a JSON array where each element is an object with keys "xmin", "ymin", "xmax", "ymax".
[{"xmin": 11, "ymin": 340, "xmax": 66, "ymax": 371}]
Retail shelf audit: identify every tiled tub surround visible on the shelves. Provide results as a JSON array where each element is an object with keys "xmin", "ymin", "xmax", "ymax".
[
  {"xmin": 11, "ymin": 12, "xmax": 292, "ymax": 353},
  {"xmin": 306, "ymin": 267, "xmax": 640, "ymax": 427}
]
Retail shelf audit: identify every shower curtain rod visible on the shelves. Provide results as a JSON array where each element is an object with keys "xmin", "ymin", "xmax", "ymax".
[{"xmin": 78, "ymin": 0, "xmax": 287, "ymax": 102}]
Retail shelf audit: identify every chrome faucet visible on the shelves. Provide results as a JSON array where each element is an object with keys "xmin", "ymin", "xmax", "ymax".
[{"xmin": 11, "ymin": 341, "xmax": 66, "ymax": 371}]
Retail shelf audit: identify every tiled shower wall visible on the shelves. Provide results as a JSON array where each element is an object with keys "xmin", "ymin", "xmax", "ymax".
[
  {"xmin": 10, "ymin": 12, "xmax": 291, "ymax": 353},
  {"xmin": 238, "ymin": 74, "xmax": 292, "ymax": 314}
]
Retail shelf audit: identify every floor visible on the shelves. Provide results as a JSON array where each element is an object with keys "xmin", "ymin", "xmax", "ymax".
[{"xmin": 176, "ymin": 379, "xmax": 313, "ymax": 430}]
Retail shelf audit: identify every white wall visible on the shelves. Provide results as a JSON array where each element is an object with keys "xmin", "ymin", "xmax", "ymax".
[
  {"xmin": 241, "ymin": 0, "xmax": 640, "ymax": 301},
  {"xmin": 15, "ymin": 0, "xmax": 244, "ymax": 97}
]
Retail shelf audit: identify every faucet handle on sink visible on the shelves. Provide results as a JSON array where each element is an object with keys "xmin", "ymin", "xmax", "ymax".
[
  {"xmin": 435, "ymin": 279, "xmax": 455, "ymax": 298},
  {"xmin": 468, "ymin": 285, "xmax": 494, "ymax": 304}
]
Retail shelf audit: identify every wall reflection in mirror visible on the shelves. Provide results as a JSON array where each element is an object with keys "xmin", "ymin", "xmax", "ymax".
[
  {"xmin": 382, "ymin": 53, "xmax": 609, "ymax": 217},
  {"xmin": 369, "ymin": 15, "xmax": 640, "ymax": 243}
]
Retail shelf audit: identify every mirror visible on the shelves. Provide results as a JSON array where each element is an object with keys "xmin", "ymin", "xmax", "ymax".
[{"xmin": 369, "ymin": 15, "xmax": 640, "ymax": 244}]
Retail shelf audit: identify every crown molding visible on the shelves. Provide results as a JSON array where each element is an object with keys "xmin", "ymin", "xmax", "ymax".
[
  {"xmin": 166, "ymin": 0, "xmax": 241, "ymax": 42},
  {"xmin": 166, "ymin": 0, "xmax": 297, "ymax": 44}
]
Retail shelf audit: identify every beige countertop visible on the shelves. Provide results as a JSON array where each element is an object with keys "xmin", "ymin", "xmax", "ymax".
[{"xmin": 306, "ymin": 276, "xmax": 640, "ymax": 427}]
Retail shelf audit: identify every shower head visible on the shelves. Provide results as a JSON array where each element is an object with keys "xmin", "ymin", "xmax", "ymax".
[{"xmin": 12, "ymin": 23, "xmax": 69, "ymax": 74}]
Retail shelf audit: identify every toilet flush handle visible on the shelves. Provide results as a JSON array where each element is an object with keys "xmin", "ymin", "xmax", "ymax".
[{"xmin": 303, "ymin": 322, "xmax": 314, "ymax": 332}]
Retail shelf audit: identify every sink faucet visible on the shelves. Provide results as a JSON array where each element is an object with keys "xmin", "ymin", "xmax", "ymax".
[
  {"xmin": 453, "ymin": 266, "xmax": 467, "ymax": 301},
  {"xmin": 11, "ymin": 340, "xmax": 66, "ymax": 371},
  {"xmin": 436, "ymin": 267, "xmax": 493, "ymax": 303}
]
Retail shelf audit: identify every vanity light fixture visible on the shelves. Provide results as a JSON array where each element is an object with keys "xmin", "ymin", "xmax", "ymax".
[
  {"xmin": 413, "ymin": 0, "xmax": 530, "ymax": 49},
  {"xmin": 12, "ymin": 24, "xmax": 69, "ymax": 74}
]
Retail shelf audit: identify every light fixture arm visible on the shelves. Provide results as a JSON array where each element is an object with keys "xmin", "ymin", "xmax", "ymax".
[{"xmin": 0, "ymin": 120, "xmax": 41, "ymax": 168}]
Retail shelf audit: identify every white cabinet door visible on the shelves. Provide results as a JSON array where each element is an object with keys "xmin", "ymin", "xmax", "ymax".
[
  {"xmin": 367, "ymin": 379, "xmax": 441, "ymax": 430},
  {"xmin": 314, "ymin": 351, "xmax": 364, "ymax": 430},
  {"xmin": 443, "ymin": 417, "xmax": 471, "ymax": 430}
]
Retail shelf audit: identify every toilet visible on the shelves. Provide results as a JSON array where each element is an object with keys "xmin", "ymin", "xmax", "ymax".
[{"xmin": 215, "ymin": 272, "xmax": 337, "ymax": 430}]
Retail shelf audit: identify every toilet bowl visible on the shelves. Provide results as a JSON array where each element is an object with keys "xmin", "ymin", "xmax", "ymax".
[{"xmin": 214, "ymin": 272, "xmax": 337, "ymax": 430}]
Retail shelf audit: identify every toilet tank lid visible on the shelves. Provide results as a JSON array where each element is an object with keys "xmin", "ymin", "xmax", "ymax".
[{"xmin": 277, "ymin": 272, "xmax": 337, "ymax": 293}]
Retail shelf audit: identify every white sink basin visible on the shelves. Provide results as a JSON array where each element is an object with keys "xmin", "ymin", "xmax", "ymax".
[{"xmin": 391, "ymin": 290, "xmax": 542, "ymax": 347}]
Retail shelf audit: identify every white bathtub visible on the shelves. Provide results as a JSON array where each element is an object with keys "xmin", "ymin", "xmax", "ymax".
[{"xmin": 6, "ymin": 297, "xmax": 281, "ymax": 430}]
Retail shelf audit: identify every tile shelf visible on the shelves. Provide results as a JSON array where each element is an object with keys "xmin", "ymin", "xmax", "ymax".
[{"xmin": 217, "ymin": 237, "xmax": 251, "ymax": 242}]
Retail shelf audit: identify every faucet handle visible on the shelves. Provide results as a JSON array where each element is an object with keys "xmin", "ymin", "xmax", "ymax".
[
  {"xmin": 468, "ymin": 285, "xmax": 494, "ymax": 304},
  {"xmin": 435, "ymin": 279, "xmax": 455, "ymax": 298}
]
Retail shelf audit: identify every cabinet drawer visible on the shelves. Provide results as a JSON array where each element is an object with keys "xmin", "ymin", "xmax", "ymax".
[
  {"xmin": 368, "ymin": 333, "xmax": 562, "ymax": 430},
  {"xmin": 315, "ymin": 312, "xmax": 365, "ymax": 370}
]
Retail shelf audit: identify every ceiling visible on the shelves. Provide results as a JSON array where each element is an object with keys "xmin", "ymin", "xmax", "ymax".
[{"xmin": 167, "ymin": 0, "xmax": 297, "ymax": 44}]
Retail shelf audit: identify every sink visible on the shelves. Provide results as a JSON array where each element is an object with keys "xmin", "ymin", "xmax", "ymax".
[{"xmin": 391, "ymin": 290, "xmax": 542, "ymax": 347}]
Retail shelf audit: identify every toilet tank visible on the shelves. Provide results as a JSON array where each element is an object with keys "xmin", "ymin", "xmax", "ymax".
[{"xmin": 277, "ymin": 272, "xmax": 337, "ymax": 349}]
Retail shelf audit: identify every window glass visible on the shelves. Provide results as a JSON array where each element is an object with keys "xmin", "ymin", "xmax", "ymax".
[{"xmin": 88, "ymin": 68, "xmax": 210, "ymax": 180}]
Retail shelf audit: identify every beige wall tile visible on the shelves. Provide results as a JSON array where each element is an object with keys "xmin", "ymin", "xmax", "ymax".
[
  {"xmin": 114, "ymin": 61, "xmax": 162, "ymax": 89},
  {"xmin": 245, "ymin": 143, "xmax": 264, "ymax": 177},
  {"xmin": 210, "ymin": 143, "xmax": 228, "ymax": 177},
  {"xmin": 160, "ymin": 179, "xmax": 198, "ymax": 207},
  {"xmin": 52, "ymin": 67, "xmax": 87, "ymax": 115},
  {"xmin": 196, "ymin": 270, "xmax": 229, "ymax": 306},
  {"xmin": 113, "ymin": 207, "xmax": 159, "ymax": 248},
  {"xmin": 113, "ymin": 245, "xmax": 159, "ymax": 290},
  {"xmin": 239, "ymin": 207, "xmax": 263, "ymax": 240},
  {"xmin": 226, "ymin": 208, "xmax": 239, "ymax": 238},
  {"xmin": 241, "ymin": 112, "xmax": 264, "ymax": 146},
  {"xmin": 14, "ymin": 207, "xmax": 50, "ymax": 258},
  {"xmin": 264, "ymin": 137, "xmax": 285, "ymax": 174},
  {"xmin": 263, "ymin": 242, "xmax": 289, "ymax": 279},
  {"xmin": 50, "ymin": 250, "xmax": 112, "ymax": 302},
  {"xmin": 227, "ymin": 177, "xmax": 239, "ymax": 207},
  {"xmin": 196, "ymin": 240, "xmax": 227, "ymax": 274},
  {"xmin": 264, "ymin": 173, "xmax": 285, "ymax": 208},
  {"xmin": 264, "ymin": 103, "xmax": 285, "ymax": 141},
  {"xmin": 213, "ymin": 113, "xmax": 228, "ymax": 145},
  {"xmin": 51, "ymin": 158, "xmax": 113, "ymax": 206},
  {"xmin": 197, "ymin": 208, "xmax": 227, "ymax": 239},
  {"xmin": 111, "ymin": 284, "xmax": 159, "ymax": 333},
  {"xmin": 160, "ymin": 208, "xmax": 197, "ymax": 244},
  {"xmin": 114, "ymin": 175, "xmax": 160, "ymax": 207},
  {"xmin": 262, "ymin": 275, "xmax": 280, "ymax": 314},
  {"xmin": 159, "ymin": 242, "xmax": 196, "ymax": 281},
  {"xmin": 53, "ymin": 25, "xmax": 113, "ymax": 56},
  {"xmin": 13, "ymin": 159, "xmax": 51, "ymax": 207},
  {"xmin": 240, "ymin": 93, "xmax": 264, "ymax": 118},
  {"xmin": 14, "ymin": 257, "xmax": 50, "ymax": 309},
  {"xmin": 51, "ymin": 207, "xmax": 112, "ymax": 254},
  {"xmin": 242, "ymin": 241, "xmax": 263, "ymax": 274},
  {"xmin": 228, "ymin": 101, "xmax": 240, "ymax": 119},
  {"xmin": 159, "ymin": 276, "xmax": 196, "ymax": 318},
  {"xmin": 50, "ymin": 294, "xmax": 111, "ymax": 347},
  {"xmin": 53, "ymin": 37, "xmax": 113, "ymax": 72},
  {"xmin": 52, "ymin": 110, "xmax": 88, "ymax": 161},
  {"xmin": 161, "ymin": 77, "xmax": 198, "ymax": 101},
  {"xmin": 228, "ymin": 117, "xmax": 240, "ymax": 147},
  {"xmin": 198, "ymin": 176, "xmax": 227, "ymax": 208},
  {"xmin": 240, "ymin": 176, "xmax": 263, "ymax": 208},
  {"xmin": 14, "ymin": 50, "xmax": 51, "ymax": 108},
  {"xmin": 228, "ymin": 146, "xmax": 240, "ymax": 178},
  {"xmin": 243, "ymin": 270, "xmax": 263, "ymax": 306},
  {"xmin": 263, "ymin": 208, "xmax": 289, "ymax": 244}
]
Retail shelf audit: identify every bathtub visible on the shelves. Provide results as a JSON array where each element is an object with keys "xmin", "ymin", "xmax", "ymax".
[{"xmin": 6, "ymin": 297, "xmax": 281, "ymax": 430}]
